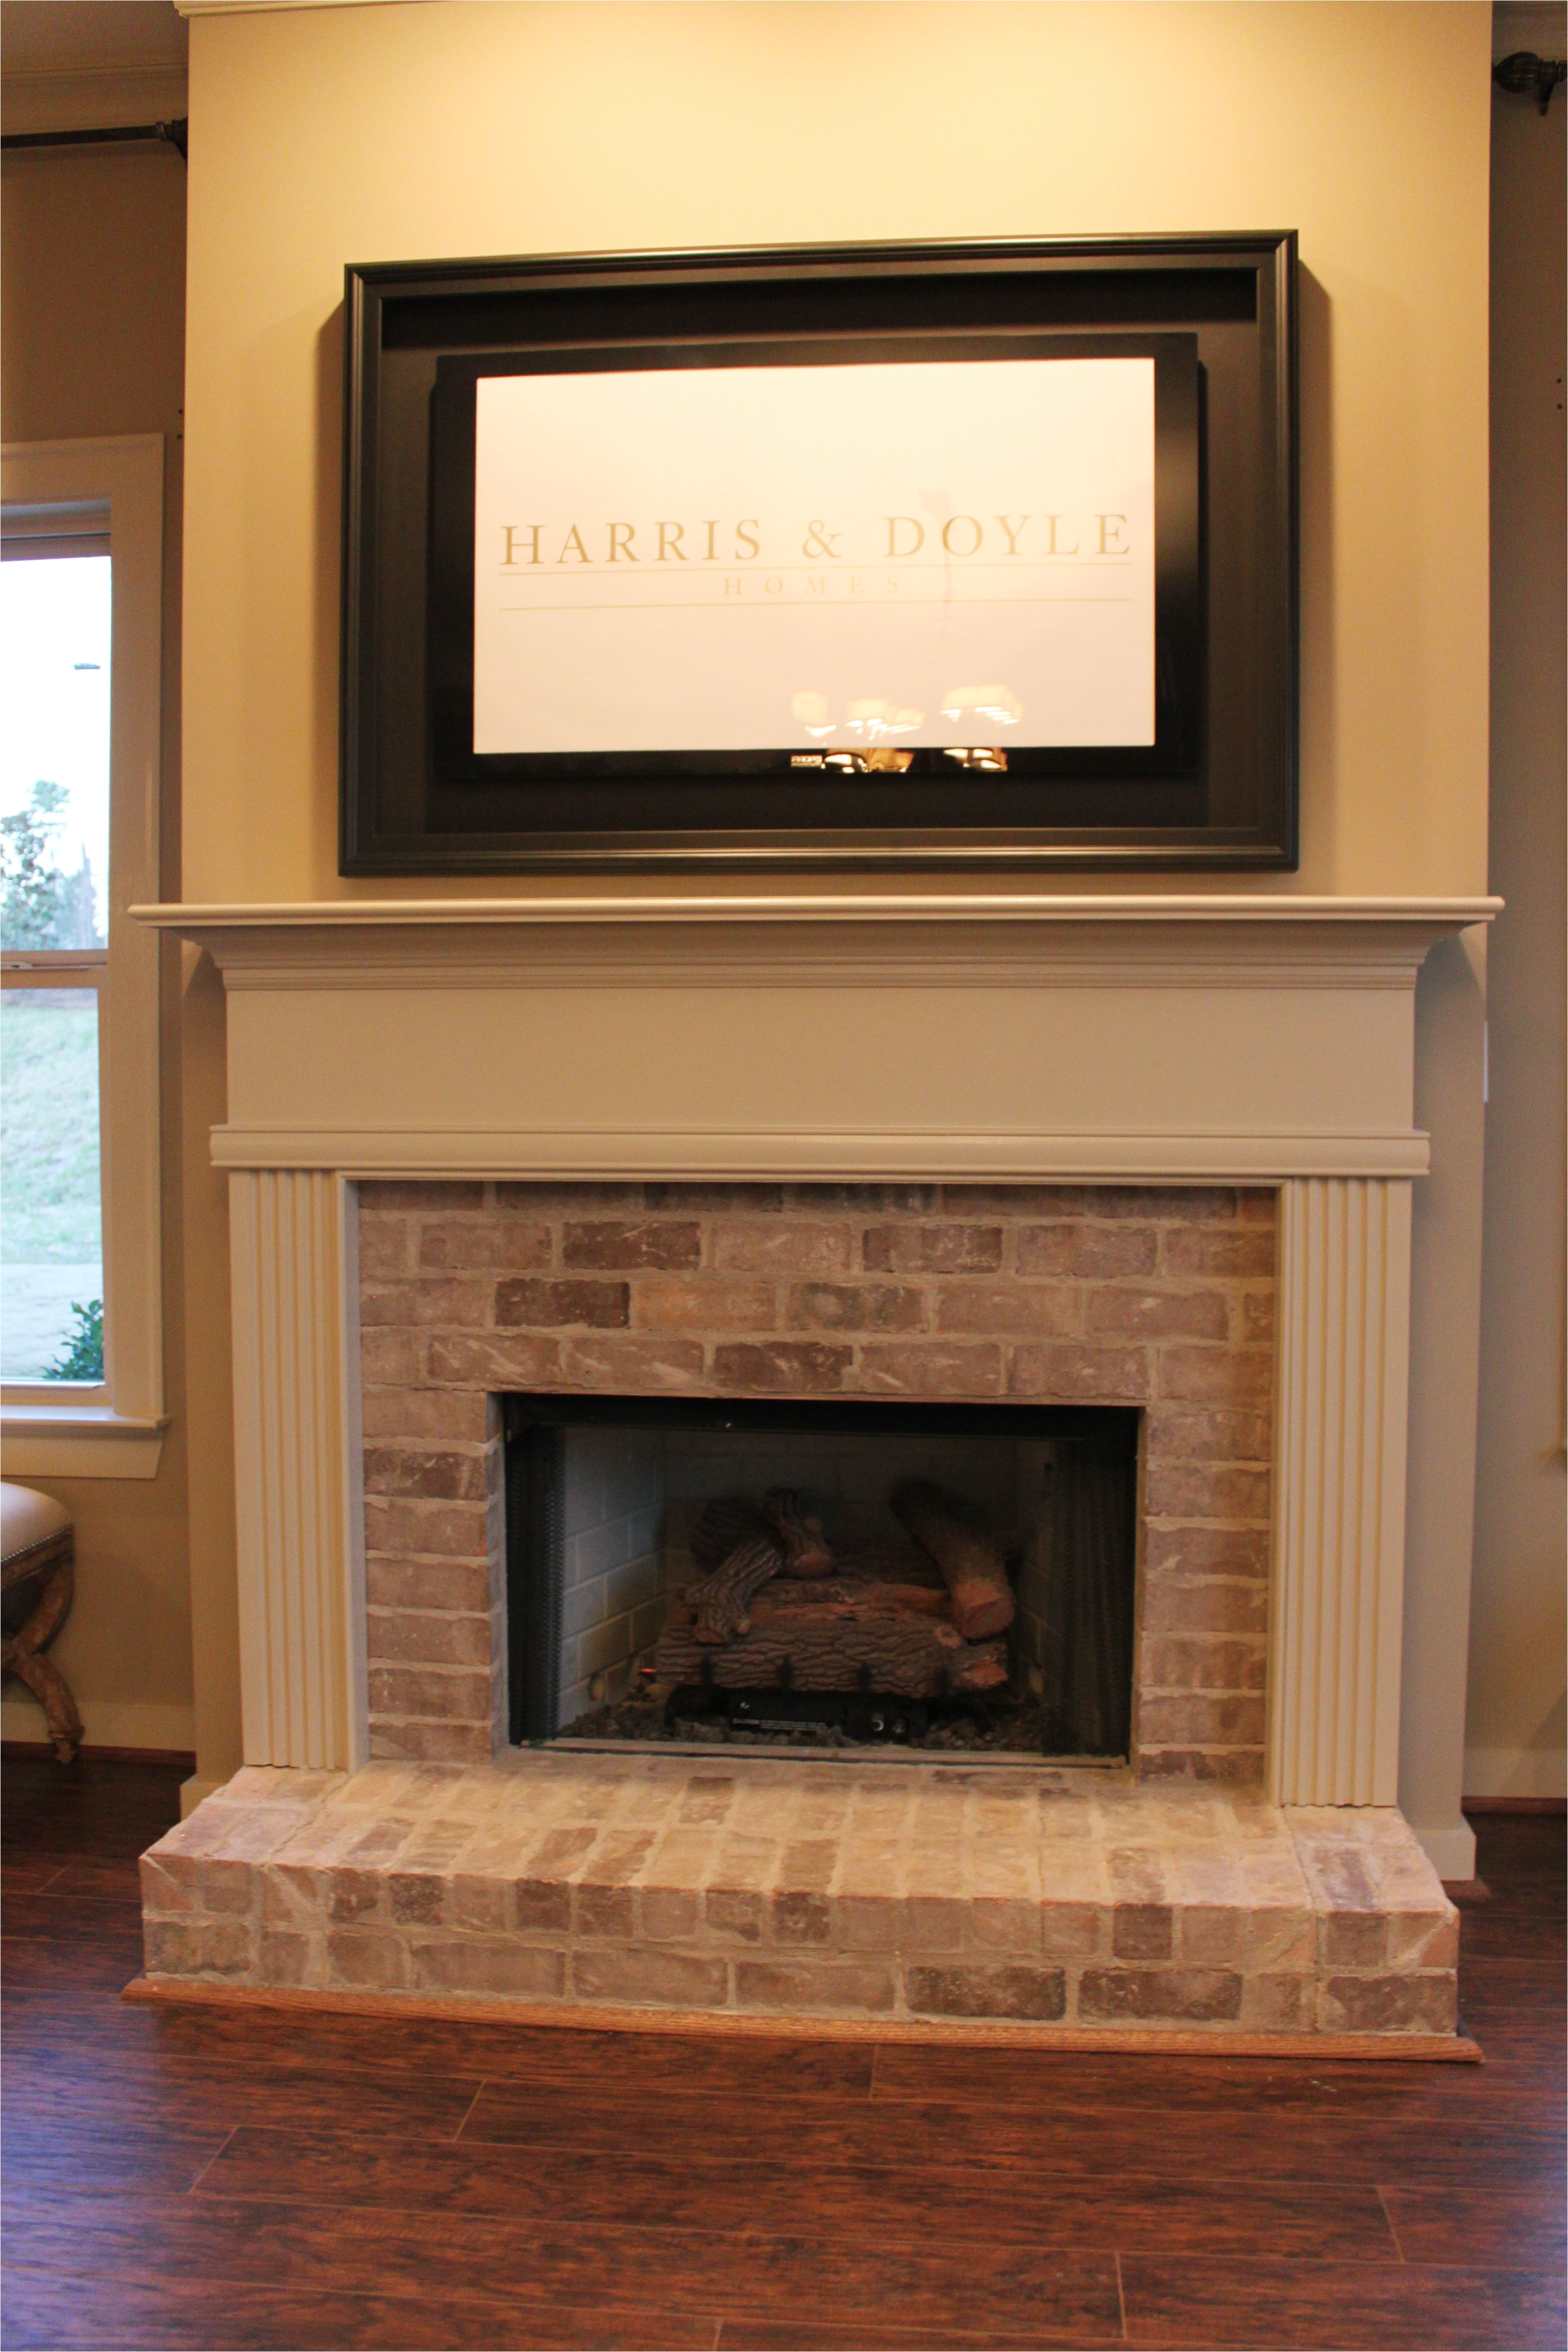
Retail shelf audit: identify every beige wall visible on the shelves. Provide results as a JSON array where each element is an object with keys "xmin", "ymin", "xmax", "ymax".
[
  {"xmin": 0, "ymin": 135, "xmax": 196, "ymax": 1752},
  {"xmin": 1466, "ymin": 21, "xmax": 1568, "ymax": 1801},
  {"xmin": 181, "ymin": 0, "xmax": 1492, "ymax": 908}
]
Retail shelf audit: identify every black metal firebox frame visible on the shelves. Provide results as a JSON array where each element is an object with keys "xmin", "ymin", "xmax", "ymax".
[{"xmin": 502, "ymin": 1393, "xmax": 1139, "ymax": 1753}]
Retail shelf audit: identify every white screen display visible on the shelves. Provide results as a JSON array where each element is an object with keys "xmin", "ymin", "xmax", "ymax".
[{"xmin": 472, "ymin": 356, "xmax": 1155, "ymax": 756}]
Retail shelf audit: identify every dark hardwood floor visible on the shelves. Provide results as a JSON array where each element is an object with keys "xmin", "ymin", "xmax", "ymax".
[{"xmin": 2, "ymin": 1758, "xmax": 1562, "ymax": 2352}]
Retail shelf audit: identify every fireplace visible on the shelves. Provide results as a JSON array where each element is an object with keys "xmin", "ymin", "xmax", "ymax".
[
  {"xmin": 503, "ymin": 1393, "xmax": 1139, "ymax": 1759},
  {"xmin": 130, "ymin": 893, "xmax": 1490, "ymax": 2050}
]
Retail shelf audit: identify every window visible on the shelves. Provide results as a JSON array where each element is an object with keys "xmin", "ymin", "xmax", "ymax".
[
  {"xmin": 2, "ymin": 530, "xmax": 110, "ymax": 1382},
  {"xmin": 1, "ymin": 438, "xmax": 165, "ymax": 1476}
]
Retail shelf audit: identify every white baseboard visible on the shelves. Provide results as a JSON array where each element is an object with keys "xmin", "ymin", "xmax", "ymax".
[
  {"xmin": 1407, "ymin": 1814, "xmax": 1478, "ymax": 1882},
  {"xmin": 1463, "ymin": 1747, "xmax": 1568, "ymax": 1801},
  {"xmin": 0, "ymin": 1697, "xmax": 195, "ymax": 1753}
]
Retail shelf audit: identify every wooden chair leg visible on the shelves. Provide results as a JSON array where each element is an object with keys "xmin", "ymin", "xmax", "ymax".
[{"xmin": 1, "ymin": 1554, "xmax": 83, "ymax": 1763}]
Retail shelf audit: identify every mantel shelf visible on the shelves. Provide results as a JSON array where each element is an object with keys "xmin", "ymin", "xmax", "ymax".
[
  {"xmin": 134, "ymin": 893, "xmax": 1499, "ymax": 928},
  {"xmin": 133, "ymin": 894, "xmax": 1498, "ymax": 994}
]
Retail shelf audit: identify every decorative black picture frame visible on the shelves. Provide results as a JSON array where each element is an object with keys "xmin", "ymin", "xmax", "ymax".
[{"xmin": 341, "ymin": 234, "xmax": 1298, "ymax": 874}]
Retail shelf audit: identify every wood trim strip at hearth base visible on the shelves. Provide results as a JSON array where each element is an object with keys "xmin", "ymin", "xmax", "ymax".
[{"xmin": 120, "ymin": 1976, "xmax": 1483, "ymax": 2062}]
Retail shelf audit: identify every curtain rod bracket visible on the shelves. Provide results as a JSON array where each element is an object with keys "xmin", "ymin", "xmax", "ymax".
[
  {"xmin": 1, "ymin": 118, "xmax": 187, "ymax": 161},
  {"xmin": 1493, "ymin": 51, "xmax": 1567, "ymax": 115}
]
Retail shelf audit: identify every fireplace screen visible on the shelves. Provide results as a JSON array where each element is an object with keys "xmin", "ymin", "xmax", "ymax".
[{"xmin": 504, "ymin": 1396, "xmax": 1137, "ymax": 1760}]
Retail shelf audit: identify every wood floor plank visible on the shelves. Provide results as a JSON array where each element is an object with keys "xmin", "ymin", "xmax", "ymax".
[
  {"xmin": 1457, "ymin": 1904, "xmax": 1566, "ymax": 1963},
  {"xmin": 1468, "ymin": 1816, "xmax": 1566, "ymax": 1895},
  {"xmin": 3, "ymin": 1889, "xmax": 150, "ymax": 1940},
  {"xmin": 1460, "ymin": 1956, "xmax": 1568, "ymax": 2009},
  {"xmin": 1, "ymin": 1993, "xmax": 877, "ymax": 2101},
  {"xmin": 0, "ymin": 1760, "xmax": 186, "ymax": 1862},
  {"xmin": 1, "ymin": 1932, "xmax": 147, "ymax": 1995},
  {"xmin": 1462, "ymin": 1991, "xmax": 1568, "ymax": 2053},
  {"xmin": 871, "ymin": 2038, "xmax": 1561, "ymax": 2121},
  {"xmin": 35, "ymin": 1854, "xmax": 149, "ymax": 1902},
  {"xmin": 0, "ymin": 2269, "xmax": 719, "ymax": 2352},
  {"xmin": 1, "ymin": 1984, "xmax": 170, "ymax": 2036},
  {"xmin": 1381, "ymin": 2183, "xmax": 1568, "ymax": 2270},
  {"xmin": 0, "ymin": 1857, "xmax": 66, "ymax": 1896},
  {"xmin": 1, "ymin": 2051, "xmax": 484, "ymax": 2141},
  {"xmin": 1461, "ymin": 2009, "xmax": 1568, "ymax": 2072},
  {"xmin": 716, "ymin": 2322, "xmax": 1114, "ymax": 2350},
  {"xmin": 3, "ymin": 2185, "xmax": 1124, "ymax": 2340},
  {"xmin": 1, "ymin": 2111, "xmax": 229, "ymax": 2194},
  {"xmin": 1120, "ymin": 2254, "xmax": 1567, "ymax": 2350},
  {"xmin": 461, "ymin": 2072, "xmax": 1567, "ymax": 2189},
  {"xmin": 196, "ymin": 2120, "xmax": 1400, "ymax": 2260}
]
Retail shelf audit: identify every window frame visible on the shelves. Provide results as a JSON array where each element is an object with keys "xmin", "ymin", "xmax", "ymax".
[{"xmin": 1, "ymin": 436, "xmax": 166, "ymax": 1477}]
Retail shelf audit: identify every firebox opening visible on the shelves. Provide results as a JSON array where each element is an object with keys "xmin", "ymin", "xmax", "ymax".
[
  {"xmin": 510, "ymin": 1392, "xmax": 1133, "ymax": 1768},
  {"xmin": 503, "ymin": 1395, "xmax": 1138, "ymax": 1761}
]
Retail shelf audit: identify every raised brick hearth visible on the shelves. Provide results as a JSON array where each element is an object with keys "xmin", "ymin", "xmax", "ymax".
[
  {"xmin": 138, "ymin": 1755, "xmax": 1460, "ymax": 2045},
  {"xmin": 357, "ymin": 1179, "xmax": 1275, "ymax": 1779}
]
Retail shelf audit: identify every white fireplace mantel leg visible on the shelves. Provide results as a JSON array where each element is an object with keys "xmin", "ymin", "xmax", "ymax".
[
  {"xmin": 228, "ymin": 1169, "xmax": 366, "ymax": 1771},
  {"xmin": 1268, "ymin": 1176, "xmax": 1414, "ymax": 1807}
]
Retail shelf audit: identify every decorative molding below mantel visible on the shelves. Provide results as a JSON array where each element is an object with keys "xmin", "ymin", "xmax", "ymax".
[{"xmin": 208, "ymin": 1125, "xmax": 1432, "ymax": 1182}]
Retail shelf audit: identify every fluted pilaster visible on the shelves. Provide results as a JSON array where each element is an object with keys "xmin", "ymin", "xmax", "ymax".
[
  {"xmin": 229, "ymin": 1170, "xmax": 363, "ymax": 1769},
  {"xmin": 1269, "ymin": 1176, "xmax": 1413, "ymax": 1804}
]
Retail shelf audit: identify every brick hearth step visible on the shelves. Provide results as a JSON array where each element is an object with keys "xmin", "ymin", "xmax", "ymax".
[{"xmin": 137, "ymin": 1756, "xmax": 1460, "ymax": 2045}]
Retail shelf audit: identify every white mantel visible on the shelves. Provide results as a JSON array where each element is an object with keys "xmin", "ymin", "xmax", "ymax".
[
  {"xmin": 139, "ymin": 893, "xmax": 1497, "ymax": 1807},
  {"xmin": 143, "ymin": 895, "xmax": 1493, "ymax": 1182}
]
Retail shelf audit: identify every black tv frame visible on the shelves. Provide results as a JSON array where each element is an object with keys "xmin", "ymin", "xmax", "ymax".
[{"xmin": 341, "ymin": 234, "xmax": 1298, "ymax": 873}]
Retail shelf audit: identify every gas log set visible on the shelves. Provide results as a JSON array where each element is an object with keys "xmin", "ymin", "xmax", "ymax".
[{"xmin": 652, "ymin": 1480, "xmax": 1019, "ymax": 1717}]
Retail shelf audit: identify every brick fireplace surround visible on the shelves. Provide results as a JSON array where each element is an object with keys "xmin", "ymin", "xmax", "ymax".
[
  {"xmin": 129, "ymin": 894, "xmax": 1495, "ymax": 2053},
  {"xmin": 359, "ymin": 1178, "xmax": 1275, "ymax": 1777}
]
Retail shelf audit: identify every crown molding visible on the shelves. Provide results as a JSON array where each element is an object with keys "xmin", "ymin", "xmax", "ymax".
[{"xmin": 175, "ymin": 0, "xmax": 415, "ymax": 15}]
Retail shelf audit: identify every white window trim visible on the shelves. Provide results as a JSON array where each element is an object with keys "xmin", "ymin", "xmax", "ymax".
[{"xmin": 2, "ymin": 435, "xmax": 167, "ymax": 1478}]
